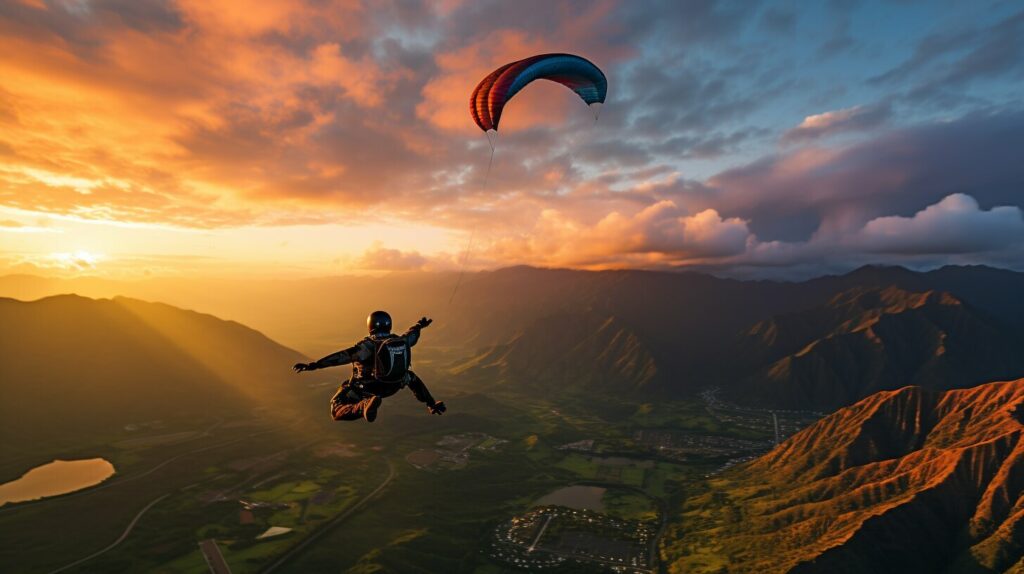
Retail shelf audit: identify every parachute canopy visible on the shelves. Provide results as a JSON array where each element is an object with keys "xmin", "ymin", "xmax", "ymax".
[{"xmin": 470, "ymin": 53, "xmax": 607, "ymax": 132}]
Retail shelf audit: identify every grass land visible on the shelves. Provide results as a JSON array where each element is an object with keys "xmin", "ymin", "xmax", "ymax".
[{"xmin": 0, "ymin": 375, "xmax": 784, "ymax": 573}]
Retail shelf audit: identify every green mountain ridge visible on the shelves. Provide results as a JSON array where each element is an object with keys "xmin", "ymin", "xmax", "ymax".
[
  {"xmin": 0, "ymin": 294, "xmax": 309, "ymax": 460},
  {"xmin": 453, "ymin": 312, "xmax": 659, "ymax": 389},
  {"xmin": 735, "ymin": 286, "xmax": 1024, "ymax": 410}
]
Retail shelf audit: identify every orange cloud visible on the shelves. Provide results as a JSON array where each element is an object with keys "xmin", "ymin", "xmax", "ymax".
[
  {"xmin": 489, "ymin": 200, "xmax": 752, "ymax": 268},
  {"xmin": 0, "ymin": 0, "xmax": 414, "ymax": 228},
  {"xmin": 0, "ymin": 0, "xmax": 640, "ymax": 243}
]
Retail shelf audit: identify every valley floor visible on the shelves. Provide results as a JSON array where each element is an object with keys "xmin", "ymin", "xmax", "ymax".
[{"xmin": 0, "ymin": 380, "xmax": 816, "ymax": 574}]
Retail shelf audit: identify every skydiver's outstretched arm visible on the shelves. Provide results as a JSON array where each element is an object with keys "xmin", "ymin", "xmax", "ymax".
[
  {"xmin": 402, "ymin": 316, "xmax": 432, "ymax": 347},
  {"xmin": 293, "ymin": 341, "xmax": 371, "ymax": 372}
]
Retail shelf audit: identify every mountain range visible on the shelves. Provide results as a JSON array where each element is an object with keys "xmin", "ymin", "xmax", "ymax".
[
  {"xmin": 0, "ymin": 295, "xmax": 308, "ymax": 460},
  {"xmin": 733, "ymin": 286, "xmax": 1024, "ymax": 410},
  {"xmin": 450, "ymin": 312, "xmax": 659, "ymax": 390},
  {"xmin": 665, "ymin": 378, "xmax": 1024, "ymax": 573},
  {"xmin": 449, "ymin": 268, "xmax": 1024, "ymax": 410},
  {"xmin": 5, "ymin": 265, "xmax": 1024, "ymax": 412}
]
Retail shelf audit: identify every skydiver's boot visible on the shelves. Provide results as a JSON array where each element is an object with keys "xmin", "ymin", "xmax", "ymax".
[
  {"xmin": 331, "ymin": 385, "xmax": 365, "ymax": 421},
  {"xmin": 332, "ymin": 402, "xmax": 363, "ymax": 421},
  {"xmin": 362, "ymin": 395, "xmax": 383, "ymax": 422}
]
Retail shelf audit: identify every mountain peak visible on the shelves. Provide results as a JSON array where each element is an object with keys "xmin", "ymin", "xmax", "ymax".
[
  {"xmin": 735, "ymin": 284, "xmax": 1024, "ymax": 411},
  {"xmin": 0, "ymin": 295, "xmax": 306, "ymax": 448},
  {"xmin": 669, "ymin": 379, "xmax": 1024, "ymax": 573},
  {"xmin": 826, "ymin": 285, "xmax": 962, "ymax": 312}
]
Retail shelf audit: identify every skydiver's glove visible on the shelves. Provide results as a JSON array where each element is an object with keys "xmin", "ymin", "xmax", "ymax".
[
  {"xmin": 415, "ymin": 317, "xmax": 433, "ymax": 329},
  {"xmin": 293, "ymin": 362, "xmax": 317, "ymax": 373},
  {"xmin": 427, "ymin": 401, "xmax": 446, "ymax": 415}
]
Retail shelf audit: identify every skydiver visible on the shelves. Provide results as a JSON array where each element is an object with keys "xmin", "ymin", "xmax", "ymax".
[{"xmin": 292, "ymin": 311, "xmax": 446, "ymax": 423}]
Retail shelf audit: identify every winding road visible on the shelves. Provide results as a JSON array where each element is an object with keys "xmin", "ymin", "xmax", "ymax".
[
  {"xmin": 47, "ymin": 493, "xmax": 171, "ymax": 574},
  {"xmin": 9, "ymin": 422, "xmax": 288, "ymax": 573}
]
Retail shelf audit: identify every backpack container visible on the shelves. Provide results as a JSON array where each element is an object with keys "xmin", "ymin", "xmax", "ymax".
[{"xmin": 372, "ymin": 337, "xmax": 411, "ymax": 382}]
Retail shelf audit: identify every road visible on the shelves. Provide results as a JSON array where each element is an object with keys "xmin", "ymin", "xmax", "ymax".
[
  {"xmin": 259, "ymin": 457, "xmax": 397, "ymax": 573},
  {"xmin": 47, "ymin": 493, "xmax": 171, "ymax": 574},
  {"xmin": 199, "ymin": 539, "xmax": 233, "ymax": 574},
  {"xmin": 22, "ymin": 424, "xmax": 288, "ymax": 573},
  {"xmin": 527, "ymin": 513, "xmax": 553, "ymax": 552}
]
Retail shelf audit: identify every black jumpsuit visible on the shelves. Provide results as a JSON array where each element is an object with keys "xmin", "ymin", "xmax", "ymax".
[{"xmin": 306, "ymin": 323, "xmax": 437, "ymax": 421}]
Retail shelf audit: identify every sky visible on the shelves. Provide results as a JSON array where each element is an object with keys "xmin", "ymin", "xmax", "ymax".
[{"xmin": 0, "ymin": 0, "xmax": 1022, "ymax": 279}]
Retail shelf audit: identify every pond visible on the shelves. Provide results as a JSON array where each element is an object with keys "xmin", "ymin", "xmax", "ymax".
[
  {"xmin": 535, "ymin": 485, "xmax": 607, "ymax": 511},
  {"xmin": 0, "ymin": 458, "xmax": 116, "ymax": 506}
]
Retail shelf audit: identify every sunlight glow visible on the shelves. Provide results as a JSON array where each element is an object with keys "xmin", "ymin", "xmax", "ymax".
[{"xmin": 48, "ymin": 251, "xmax": 104, "ymax": 271}]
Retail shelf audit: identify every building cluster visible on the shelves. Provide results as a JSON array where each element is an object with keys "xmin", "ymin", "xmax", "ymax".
[{"xmin": 488, "ymin": 506, "xmax": 655, "ymax": 573}]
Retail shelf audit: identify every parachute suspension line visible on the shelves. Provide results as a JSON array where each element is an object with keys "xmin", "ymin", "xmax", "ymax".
[
  {"xmin": 448, "ymin": 227, "xmax": 476, "ymax": 304},
  {"xmin": 482, "ymin": 130, "xmax": 496, "ymax": 187},
  {"xmin": 448, "ymin": 133, "xmax": 496, "ymax": 304},
  {"xmin": 484, "ymin": 129, "xmax": 496, "ymax": 153}
]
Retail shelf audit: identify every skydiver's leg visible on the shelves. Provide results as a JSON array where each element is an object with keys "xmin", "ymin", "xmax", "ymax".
[{"xmin": 330, "ymin": 382, "xmax": 380, "ymax": 422}]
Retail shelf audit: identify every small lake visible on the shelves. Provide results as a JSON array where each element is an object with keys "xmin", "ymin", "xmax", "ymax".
[
  {"xmin": 535, "ymin": 485, "xmax": 607, "ymax": 511},
  {"xmin": 0, "ymin": 458, "xmax": 116, "ymax": 506}
]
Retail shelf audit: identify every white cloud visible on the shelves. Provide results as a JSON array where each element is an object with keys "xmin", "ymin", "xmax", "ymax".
[{"xmin": 856, "ymin": 193, "xmax": 1024, "ymax": 254}]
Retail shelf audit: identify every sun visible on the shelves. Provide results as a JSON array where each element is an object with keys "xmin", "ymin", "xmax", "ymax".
[{"xmin": 49, "ymin": 250, "xmax": 104, "ymax": 272}]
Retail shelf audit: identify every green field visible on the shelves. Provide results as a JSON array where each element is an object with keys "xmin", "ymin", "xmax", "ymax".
[{"xmin": 0, "ymin": 379, "xmax": 772, "ymax": 573}]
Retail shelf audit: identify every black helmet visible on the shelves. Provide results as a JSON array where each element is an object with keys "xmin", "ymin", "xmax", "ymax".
[{"xmin": 367, "ymin": 310, "xmax": 392, "ymax": 335}]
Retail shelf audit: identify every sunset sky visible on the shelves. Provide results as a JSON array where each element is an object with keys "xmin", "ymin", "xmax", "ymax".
[{"xmin": 1, "ymin": 0, "xmax": 1022, "ymax": 279}]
